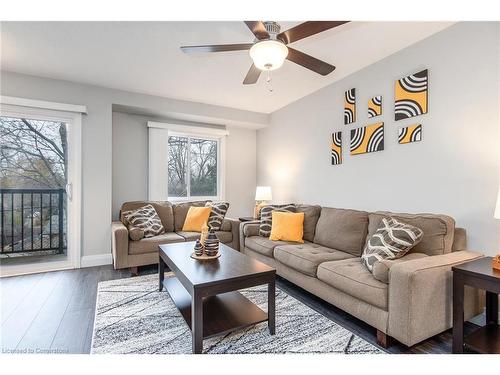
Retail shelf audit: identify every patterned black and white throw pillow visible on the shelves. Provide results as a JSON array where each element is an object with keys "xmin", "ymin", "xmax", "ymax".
[
  {"xmin": 123, "ymin": 204, "xmax": 165, "ymax": 238},
  {"xmin": 259, "ymin": 204, "xmax": 296, "ymax": 237},
  {"xmin": 361, "ymin": 217, "xmax": 423, "ymax": 272},
  {"xmin": 205, "ymin": 202, "xmax": 229, "ymax": 231}
]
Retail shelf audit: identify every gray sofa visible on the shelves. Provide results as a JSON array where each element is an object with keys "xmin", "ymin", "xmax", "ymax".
[
  {"xmin": 239, "ymin": 204, "xmax": 484, "ymax": 348},
  {"xmin": 112, "ymin": 200, "xmax": 240, "ymax": 273}
]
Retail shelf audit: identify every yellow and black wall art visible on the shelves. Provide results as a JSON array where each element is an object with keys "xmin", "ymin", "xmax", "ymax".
[
  {"xmin": 331, "ymin": 131, "xmax": 342, "ymax": 165},
  {"xmin": 350, "ymin": 122, "xmax": 384, "ymax": 155},
  {"xmin": 398, "ymin": 124, "xmax": 422, "ymax": 144},
  {"xmin": 368, "ymin": 95, "xmax": 382, "ymax": 118},
  {"xmin": 344, "ymin": 88, "xmax": 356, "ymax": 125},
  {"xmin": 394, "ymin": 69, "xmax": 428, "ymax": 121}
]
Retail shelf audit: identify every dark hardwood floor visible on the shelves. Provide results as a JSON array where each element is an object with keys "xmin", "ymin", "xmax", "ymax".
[{"xmin": 0, "ymin": 265, "xmax": 481, "ymax": 354}]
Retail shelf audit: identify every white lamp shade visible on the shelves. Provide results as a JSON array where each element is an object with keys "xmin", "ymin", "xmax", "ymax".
[
  {"xmin": 495, "ymin": 187, "xmax": 500, "ymax": 219},
  {"xmin": 249, "ymin": 40, "xmax": 288, "ymax": 71},
  {"xmin": 255, "ymin": 186, "xmax": 272, "ymax": 201}
]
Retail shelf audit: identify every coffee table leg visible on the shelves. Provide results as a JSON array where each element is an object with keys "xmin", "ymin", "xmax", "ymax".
[
  {"xmin": 268, "ymin": 278, "xmax": 276, "ymax": 335},
  {"xmin": 452, "ymin": 273, "xmax": 464, "ymax": 353},
  {"xmin": 158, "ymin": 255, "xmax": 165, "ymax": 292},
  {"xmin": 486, "ymin": 291, "xmax": 498, "ymax": 325},
  {"xmin": 192, "ymin": 291, "xmax": 203, "ymax": 354}
]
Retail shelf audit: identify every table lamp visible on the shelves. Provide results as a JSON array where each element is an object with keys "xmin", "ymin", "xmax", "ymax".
[
  {"xmin": 493, "ymin": 187, "xmax": 500, "ymax": 270},
  {"xmin": 254, "ymin": 186, "xmax": 272, "ymax": 219}
]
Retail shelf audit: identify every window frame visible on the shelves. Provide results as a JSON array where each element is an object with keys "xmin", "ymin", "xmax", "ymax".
[{"xmin": 147, "ymin": 121, "xmax": 227, "ymax": 203}]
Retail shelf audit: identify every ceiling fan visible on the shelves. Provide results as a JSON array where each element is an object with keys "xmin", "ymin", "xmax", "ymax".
[{"xmin": 181, "ymin": 21, "xmax": 349, "ymax": 85}]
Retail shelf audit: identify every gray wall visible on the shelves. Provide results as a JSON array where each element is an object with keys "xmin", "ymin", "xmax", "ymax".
[
  {"xmin": 1, "ymin": 72, "xmax": 262, "ymax": 257},
  {"xmin": 257, "ymin": 22, "xmax": 500, "ymax": 255},
  {"xmin": 112, "ymin": 111, "xmax": 256, "ymax": 219}
]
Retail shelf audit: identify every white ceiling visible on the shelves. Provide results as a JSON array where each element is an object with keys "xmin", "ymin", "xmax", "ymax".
[{"xmin": 1, "ymin": 21, "xmax": 454, "ymax": 114}]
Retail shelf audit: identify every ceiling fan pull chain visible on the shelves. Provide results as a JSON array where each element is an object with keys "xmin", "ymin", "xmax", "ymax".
[{"xmin": 267, "ymin": 71, "xmax": 273, "ymax": 92}]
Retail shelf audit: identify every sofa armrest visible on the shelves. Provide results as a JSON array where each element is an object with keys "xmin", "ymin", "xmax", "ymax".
[
  {"xmin": 388, "ymin": 250, "xmax": 484, "ymax": 346},
  {"xmin": 221, "ymin": 217, "xmax": 241, "ymax": 251},
  {"xmin": 112, "ymin": 221, "xmax": 129, "ymax": 269},
  {"xmin": 239, "ymin": 221, "xmax": 260, "ymax": 251}
]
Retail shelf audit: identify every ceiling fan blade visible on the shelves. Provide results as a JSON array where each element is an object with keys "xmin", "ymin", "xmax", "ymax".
[
  {"xmin": 278, "ymin": 21, "xmax": 349, "ymax": 44},
  {"xmin": 181, "ymin": 43, "xmax": 253, "ymax": 53},
  {"xmin": 243, "ymin": 64, "xmax": 261, "ymax": 85},
  {"xmin": 286, "ymin": 47, "xmax": 335, "ymax": 76},
  {"xmin": 244, "ymin": 21, "xmax": 270, "ymax": 40}
]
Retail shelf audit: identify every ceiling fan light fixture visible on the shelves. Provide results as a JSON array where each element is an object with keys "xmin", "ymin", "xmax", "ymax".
[{"xmin": 249, "ymin": 40, "xmax": 288, "ymax": 71}]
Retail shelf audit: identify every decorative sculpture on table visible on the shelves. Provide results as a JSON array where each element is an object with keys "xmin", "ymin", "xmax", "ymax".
[
  {"xmin": 193, "ymin": 239, "xmax": 204, "ymax": 257},
  {"xmin": 204, "ymin": 229, "xmax": 220, "ymax": 257}
]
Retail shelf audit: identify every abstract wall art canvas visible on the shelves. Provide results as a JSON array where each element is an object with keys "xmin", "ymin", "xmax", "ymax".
[
  {"xmin": 331, "ymin": 131, "xmax": 342, "ymax": 165},
  {"xmin": 368, "ymin": 96, "xmax": 382, "ymax": 118},
  {"xmin": 398, "ymin": 124, "xmax": 422, "ymax": 144},
  {"xmin": 394, "ymin": 69, "xmax": 428, "ymax": 121},
  {"xmin": 350, "ymin": 122, "xmax": 384, "ymax": 155},
  {"xmin": 344, "ymin": 88, "xmax": 356, "ymax": 125}
]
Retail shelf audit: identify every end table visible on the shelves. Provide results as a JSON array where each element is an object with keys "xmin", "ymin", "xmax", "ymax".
[{"xmin": 452, "ymin": 256, "xmax": 500, "ymax": 353}]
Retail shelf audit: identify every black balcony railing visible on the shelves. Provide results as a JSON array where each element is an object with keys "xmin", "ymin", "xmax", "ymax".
[{"xmin": 0, "ymin": 188, "xmax": 66, "ymax": 255}]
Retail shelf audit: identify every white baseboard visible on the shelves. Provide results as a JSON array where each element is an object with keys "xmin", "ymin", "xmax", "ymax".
[{"xmin": 80, "ymin": 253, "xmax": 113, "ymax": 268}]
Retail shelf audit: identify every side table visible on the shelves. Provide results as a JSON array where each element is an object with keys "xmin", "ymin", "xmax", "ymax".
[{"xmin": 452, "ymin": 256, "xmax": 500, "ymax": 353}]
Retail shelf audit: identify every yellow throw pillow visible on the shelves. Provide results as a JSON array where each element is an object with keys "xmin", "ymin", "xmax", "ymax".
[
  {"xmin": 182, "ymin": 206, "xmax": 212, "ymax": 232},
  {"xmin": 269, "ymin": 211, "xmax": 305, "ymax": 243}
]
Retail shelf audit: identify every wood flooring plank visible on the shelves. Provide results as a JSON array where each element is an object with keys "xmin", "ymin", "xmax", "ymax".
[
  {"xmin": 1, "ymin": 271, "xmax": 63, "ymax": 351},
  {"xmin": 15, "ymin": 269, "xmax": 83, "ymax": 351},
  {"xmin": 1, "ymin": 272, "xmax": 45, "ymax": 324},
  {"xmin": 50, "ymin": 307, "xmax": 94, "ymax": 354}
]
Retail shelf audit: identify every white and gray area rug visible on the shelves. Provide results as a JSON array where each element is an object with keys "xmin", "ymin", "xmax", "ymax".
[{"xmin": 91, "ymin": 274, "xmax": 384, "ymax": 354}]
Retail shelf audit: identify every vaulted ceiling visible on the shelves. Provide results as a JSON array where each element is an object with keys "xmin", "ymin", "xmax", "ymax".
[{"xmin": 1, "ymin": 21, "xmax": 453, "ymax": 113}]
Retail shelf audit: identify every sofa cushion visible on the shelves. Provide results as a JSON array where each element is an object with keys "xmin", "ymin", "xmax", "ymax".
[
  {"xmin": 128, "ymin": 226, "xmax": 144, "ymax": 241},
  {"xmin": 371, "ymin": 253, "xmax": 428, "ymax": 283},
  {"xmin": 274, "ymin": 243, "xmax": 354, "ymax": 277},
  {"xmin": 361, "ymin": 217, "xmax": 424, "ymax": 272},
  {"xmin": 367, "ymin": 211, "xmax": 455, "ymax": 256},
  {"xmin": 317, "ymin": 258, "xmax": 388, "ymax": 310},
  {"xmin": 259, "ymin": 204, "xmax": 296, "ymax": 237},
  {"xmin": 182, "ymin": 206, "xmax": 211, "ymax": 232},
  {"xmin": 128, "ymin": 232, "xmax": 185, "ymax": 255},
  {"xmin": 313, "ymin": 207, "xmax": 369, "ymax": 256},
  {"xmin": 122, "ymin": 204, "xmax": 165, "ymax": 238},
  {"xmin": 244, "ymin": 236, "xmax": 297, "ymax": 257},
  {"xmin": 121, "ymin": 201, "xmax": 174, "ymax": 232},
  {"xmin": 173, "ymin": 201, "xmax": 210, "ymax": 231},
  {"xmin": 269, "ymin": 212, "xmax": 305, "ymax": 243},
  {"xmin": 176, "ymin": 231, "xmax": 232, "ymax": 244},
  {"xmin": 295, "ymin": 204, "xmax": 322, "ymax": 242},
  {"xmin": 176, "ymin": 231, "xmax": 200, "ymax": 242},
  {"xmin": 215, "ymin": 231, "xmax": 233, "ymax": 244},
  {"xmin": 206, "ymin": 202, "xmax": 230, "ymax": 231}
]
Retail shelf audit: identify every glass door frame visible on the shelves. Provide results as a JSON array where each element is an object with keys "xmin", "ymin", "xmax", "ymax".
[{"xmin": 0, "ymin": 98, "xmax": 83, "ymax": 277}]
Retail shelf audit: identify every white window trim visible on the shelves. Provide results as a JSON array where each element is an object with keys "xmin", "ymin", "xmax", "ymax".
[
  {"xmin": 147, "ymin": 121, "xmax": 227, "ymax": 203},
  {"xmin": 0, "ymin": 98, "xmax": 84, "ymax": 277}
]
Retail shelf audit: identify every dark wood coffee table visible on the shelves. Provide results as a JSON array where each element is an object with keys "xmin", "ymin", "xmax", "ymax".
[
  {"xmin": 452, "ymin": 257, "xmax": 500, "ymax": 353},
  {"xmin": 158, "ymin": 241, "xmax": 276, "ymax": 354}
]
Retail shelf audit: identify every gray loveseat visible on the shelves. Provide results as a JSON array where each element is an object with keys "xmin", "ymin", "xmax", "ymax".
[
  {"xmin": 112, "ymin": 200, "xmax": 240, "ymax": 273},
  {"xmin": 239, "ymin": 204, "xmax": 484, "ymax": 348}
]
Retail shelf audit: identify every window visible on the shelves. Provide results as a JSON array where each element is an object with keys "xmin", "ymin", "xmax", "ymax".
[
  {"xmin": 148, "ymin": 122, "xmax": 227, "ymax": 202},
  {"xmin": 167, "ymin": 136, "xmax": 218, "ymax": 199}
]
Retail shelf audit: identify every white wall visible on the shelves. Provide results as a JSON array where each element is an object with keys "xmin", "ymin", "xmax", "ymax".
[
  {"xmin": 112, "ymin": 111, "xmax": 256, "ymax": 219},
  {"xmin": 257, "ymin": 22, "xmax": 500, "ymax": 256},
  {"xmin": 1, "ymin": 72, "xmax": 262, "ymax": 257}
]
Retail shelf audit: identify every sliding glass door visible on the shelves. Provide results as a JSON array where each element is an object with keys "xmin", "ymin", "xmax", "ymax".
[{"xmin": 0, "ymin": 104, "xmax": 81, "ymax": 276}]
